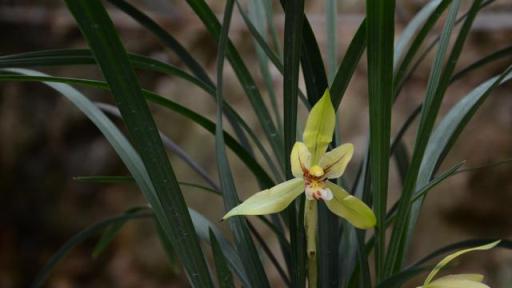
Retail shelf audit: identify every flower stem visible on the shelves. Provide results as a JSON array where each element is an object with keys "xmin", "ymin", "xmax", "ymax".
[{"xmin": 305, "ymin": 200, "xmax": 318, "ymax": 287}]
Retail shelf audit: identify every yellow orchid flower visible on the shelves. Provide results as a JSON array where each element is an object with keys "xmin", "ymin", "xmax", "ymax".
[
  {"xmin": 418, "ymin": 240, "xmax": 500, "ymax": 288},
  {"xmin": 222, "ymin": 89, "xmax": 376, "ymax": 229}
]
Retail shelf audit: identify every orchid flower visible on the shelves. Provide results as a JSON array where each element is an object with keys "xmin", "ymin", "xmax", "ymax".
[
  {"xmin": 418, "ymin": 240, "xmax": 500, "ymax": 288},
  {"xmin": 222, "ymin": 90, "xmax": 376, "ymax": 229}
]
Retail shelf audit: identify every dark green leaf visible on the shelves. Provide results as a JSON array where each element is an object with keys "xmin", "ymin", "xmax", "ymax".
[
  {"xmin": 64, "ymin": 1, "xmax": 214, "ymax": 286},
  {"xmin": 209, "ymin": 230, "xmax": 235, "ymax": 288},
  {"xmin": 392, "ymin": 141, "xmax": 410, "ymax": 186},
  {"xmin": 283, "ymin": 0, "xmax": 304, "ymax": 178},
  {"xmin": 365, "ymin": 0, "xmax": 395, "ymax": 280},
  {"xmin": 408, "ymin": 67, "xmax": 512, "ymax": 253},
  {"xmin": 189, "ymin": 209, "xmax": 250, "ymax": 287},
  {"xmin": 385, "ymin": 0, "xmax": 463, "ymax": 275},
  {"xmin": 0, "ymin": 49, "xmax": 214, "ymax": 93},
  {"xmin": 155, "ymin": 222, "xmax": 181, "ymax": 274},
  {"xmin": 215, "ymin": 1, "xmax": 270, "ymax": 287},
  {"xmin": 451, "ymin": 45, "xmax": 512, "ymax": 83},
  {"xmin": 300, "ymin": 20, "xmax": 329, "ymax": 105}
]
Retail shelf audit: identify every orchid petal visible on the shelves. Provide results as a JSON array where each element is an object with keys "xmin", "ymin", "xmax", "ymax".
[
  {"xmin": 303, "ymin": 89, "xmax": 336, "ymax": 164},
  {"xmin": 222, "ymin": 178, "xmax": 304, "ymax": 219},
  {"xmin": 319, "ymin": 143, "xmax": 354, "ymax": 179},
  {"xmin": 433, "ymin": 274, "xmax": 484, "ymax": 283},
  {"xmin": 423, "ymin": 241, "xmax": 500, "ymax": 286},
  {"xmin": 291, "ymin": 142, "xmax": 311, "ymax": 178},
  {"xmin": 324, "ymin": 182, "xmax": 376, "ymax": 229},
  {"xmin": 419, "ymin": 274, "xmax": 489, "ymax": 288},
  {"xmin": 427, "ymin": 280, "xmax": 489, "ymax": 288}
]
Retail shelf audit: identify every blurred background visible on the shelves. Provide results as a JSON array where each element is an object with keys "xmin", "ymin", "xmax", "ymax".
[{"xmin": 1, "ymin": 0, "xmax": 512, "ymax": 287}]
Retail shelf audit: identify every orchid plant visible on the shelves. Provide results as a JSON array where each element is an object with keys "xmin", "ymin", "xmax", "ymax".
[
  {"xmin": 223, "ymin": 90, "xmax": 375, "ymax": 285},
  {"xmin": 2, "ymin": 0, "xmax": 510, "ymax": 287}
]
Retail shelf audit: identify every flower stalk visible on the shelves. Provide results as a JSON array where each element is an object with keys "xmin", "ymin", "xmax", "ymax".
[{"xmin": 305, "ymin": 199, "xmax": 318, "ymax": 287}]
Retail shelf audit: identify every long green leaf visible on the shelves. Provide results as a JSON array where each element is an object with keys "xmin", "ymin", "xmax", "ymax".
[
  {"xmin": 386, "ymin": 0, "xmax": 485, "ymax": 273},
  {"xmin": 0, "ymin": 49, "xmax": 286, "ymax": 178},
  {"xmin": 215, "ymin": 1, "xmax": 270, "ymax": 287},
  {"xmin": 0, "ymin": 49, "xmax": 214, "ymax": 93},
  {"xmin": 155, "ymin": 222, "xmax": 181, "ymax": 274},
  {"xmin": 282, "ymin": 1, "xmax": 308, "ymax": 286},
  {"xmin": 0, "ymin": 73, "xmax": 275, "ymax": 187},
  {"xmin": 74, "ymin": 175, "xmax": 221, "ymax": 195},
  {"xmin": 408, "ymin": 67, "xmax": 512, "ymax": 252},
  {"xmin": 189, "ymin": 209, "xmax": 250, "ymax": 287},
  {"xmin": 73, "ymin": 175, "xmax": 134, "ymax": 183},
  {"xmin": 63, "ymin": 1, "xmax": 213, "ymax": 286},
  {"xmin": 283, "ymin": 0, "xmax": 304, "ymax": 178},
  {"xmin": 451, "ymin": 45, "xmax": 512, "ymax": 83},
  {"xmin": 209, "ymin": 230, "xmax": 235, "ymax": 288},
  {"xmin": 366, "ymin": 0, "xmax": 395, "ymax": 280}
]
